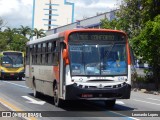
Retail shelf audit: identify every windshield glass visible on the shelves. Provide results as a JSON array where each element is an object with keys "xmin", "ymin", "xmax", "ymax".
[
  {"xmin": 69, "ymin": 44, "xmax": 127, "ymax": 76},
  {"xmin": 2, "ymin": 52, "xmax": 23, "ymax": 68}
]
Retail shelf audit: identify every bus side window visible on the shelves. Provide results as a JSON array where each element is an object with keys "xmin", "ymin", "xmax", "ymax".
[
  {"xmin": 48, "ymin": 42, "xmax": 52, "ymax": 52},
  {"xmin": 42, "ymin": 54, "xmax": 45, "ymax": 64},
  {"xmin": 52, "ymin": 41, "xmax": 56, "ymax": 51},
  {"xmin": 38, "ymin": 44, "xmax": 41, "ymax": 52},
  {"xmin": 26, "ymin": 46, "xmax": 30, "ymax": 65},
  {"xmin": 53, "ymin": 52, "xmax": 59, "ymax": 65},
  {"xmin": 42, "ymin": 43, "xmax": 46, "ymax": 52}
]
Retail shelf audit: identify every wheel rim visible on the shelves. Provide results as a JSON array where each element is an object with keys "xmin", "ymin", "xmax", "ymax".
[
  {"xmin": 33, "ymin": 87, "xmax": 36, "ymax": 97},
  {"xmin": 54, "ymin": 88, "xmax": 58, "ymax": 105}
]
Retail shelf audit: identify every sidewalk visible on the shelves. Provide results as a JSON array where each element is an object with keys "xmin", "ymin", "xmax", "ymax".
[{"xmin": 132, "ymin": 88, "xmax": 160, "ymax": 95}]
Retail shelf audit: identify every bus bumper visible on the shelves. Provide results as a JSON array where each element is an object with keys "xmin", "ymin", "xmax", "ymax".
[
  {"xmin": 1, "ymin": 72, "xmax": 25, "ymax": 78},
  {"xmin": 65, "ymin": 83, "xmax": 131, "ymax": 100}
]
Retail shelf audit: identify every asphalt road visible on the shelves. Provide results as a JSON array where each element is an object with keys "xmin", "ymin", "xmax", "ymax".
[{"xmin": 0, "ymin": 79, "xmax": 159, "ymax": 120}]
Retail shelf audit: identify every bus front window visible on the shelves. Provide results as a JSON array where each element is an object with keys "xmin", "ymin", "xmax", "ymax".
[
  {"xmin": 2, "ymin": 56, "xmax": 13, "ymax": 67},
  {"xmin": 2, "ymin": 53, "xmax": 23, "ymax": 68},
  {"xmin": 69, "ymin": 44, "xmax": 127, "ymax": 76}
]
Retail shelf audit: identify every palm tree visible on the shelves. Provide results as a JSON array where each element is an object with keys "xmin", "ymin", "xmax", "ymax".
[
  {"xmin": 18, "ymin": 25, "xmax": 31, "ymax": 37},
  {"xmin": 4, "ymin": 27, "xmax": 17, "ymax": 43},
  {"xmin": 4, "ymin": 27, "xmax": 18, "ymax": 33},
  {"xmin": 33, "ymin": 28, "xmax": 46, "ymax": 39}
]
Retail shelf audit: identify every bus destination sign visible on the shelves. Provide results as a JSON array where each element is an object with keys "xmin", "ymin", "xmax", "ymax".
[{"xmin": 69, "ymin": 32, "xmax": 125, "ymax": 41}]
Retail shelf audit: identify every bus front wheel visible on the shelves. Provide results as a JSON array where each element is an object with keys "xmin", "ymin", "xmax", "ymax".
[
  {"xmin": 19, "ymin": 77, "xmax": 22, "ymax": 80},
  {"xmin": 53, "ymin": 85, "xmax": 63, "ymax": 107},
  {"xmin": 105, "ymin": 99, "xmax": 116, "ymax": 108}
]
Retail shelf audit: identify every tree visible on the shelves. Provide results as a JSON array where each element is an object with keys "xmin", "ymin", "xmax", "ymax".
[
  {"xmin": 131, "ymin": 15, "xmax": 160, "ymax": 90},
  {"xmin": 4, "ymin": 27, "xmax": 17, "ymax": 44},
  {"xmin": 101, "ymin": 0, "xmax": 160, "ymax": 90},
  {"xmin": 1, "ymin": 27, "xmax": 29, "ymax": 52},
  {"xmin": 0, "ymin": 32, "xmax": 8, "ymax": 51},
  {"xmin": 101, "ymin": 18, "xmax": 121, "ymax": 30},
  {"xmin": 115, "ymin": 0, "xmax": 160, "ymax": 38},
  {"xmin": 8, "ymin": 34, "xmax": 28, "ymax": 52},
  {"xmin": 18, "ymin": 25, "xmax": 31, "ymax": 37},
  {"xmin": 33, "ymin": 28, "xmax": 46, "ymax": 39}
]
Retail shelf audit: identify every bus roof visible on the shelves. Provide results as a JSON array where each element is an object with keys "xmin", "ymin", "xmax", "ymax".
[{"xmin": 27, "ymin": 29, "xmax": 127, "ymax": 45}]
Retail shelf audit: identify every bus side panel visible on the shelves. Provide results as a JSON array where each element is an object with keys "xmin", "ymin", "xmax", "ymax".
[
  {"xmin": 32, "ymin": 65, "xmax": 55, "ymax": 96},
  {"xmin": 25, "ymin": 65, "xmax": 34, "ymax": 89}
]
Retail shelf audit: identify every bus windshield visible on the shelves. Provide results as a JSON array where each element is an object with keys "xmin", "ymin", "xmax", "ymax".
[
  {"xmin": 2, "ymin": 52, "xmax": 23, "ymax": 68},
  {"xmin": 69, "ymin": 44, "xmax": 127, "ymax": 76}
]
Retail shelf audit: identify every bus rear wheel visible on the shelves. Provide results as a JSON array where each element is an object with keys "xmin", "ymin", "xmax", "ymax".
[
  {"xmin": 54, "ymin": 85, "xmax": 63, "ymax": 107},
  {"xmin": 105, "ymin": 99, "xmax": 116, "ymax": 108},
  {"xmin": 33, "ymin": 83, "xmax": 40, "ymax": 98}
]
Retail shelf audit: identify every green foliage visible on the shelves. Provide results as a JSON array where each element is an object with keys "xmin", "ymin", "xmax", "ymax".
[
  {"xmin": 0, "ymin": 32, "xmax": 8, "ymax": 51},
  {"xmin": 18, "ymin": 25, "xmax": 31, "ymax": 37},
  {"xmin": 33, "ymin": 28, "xmax": 46, "ymax": 39},
  {"xmin": 101, "ymin": 0, "xmax": 160, "ymax": 39},
  {"xmin": 131, "ymin": 15, "xmax": 160, "ymax": 65},
  {"xmin": 135, "ymin": 76, "xmax": 146, "ymax": 83},
  {"xmin": 0, "ymin": 26, "xmax": 29, "ymax": 52},
  {"xmin": 0, "ymin": 25, "xmax": 46, "ymax": 52},
  {"xmin": 101, "ymin": 0, "xmax": 160, "ymax": 90},
  {"xmin": 101, "ymin": 19, "xmax": 121, "ymax": 30},
  {"xmin": 7, "ymin": 34, "xmax": 28, "ymax": 52}
]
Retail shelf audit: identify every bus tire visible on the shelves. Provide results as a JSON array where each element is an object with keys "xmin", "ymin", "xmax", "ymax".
[
  {"xmin": 53, "ymin": 85, "xmax": 63, "ymax": 107},
  {"xmin": 19, "ymin": 77, "xmax": 22, "ymax": 80},
  {"xmin": 1, "ymin": 76, "xmax": 5, "ymax": 80},
  {"xmin": 105, "ymin": 99, "xmax": 116, "ymax": 108},
  {"xmin": 33, "ymin": 80, "xmax": 40, "ymax": 98}
]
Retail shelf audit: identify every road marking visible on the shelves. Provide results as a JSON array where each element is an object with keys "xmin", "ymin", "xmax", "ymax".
[
  {"xmin": 116, "ymin": 101, "xmax": 124, "ymax": 105},
  {"xmin": 147, "ymin": 98, "xmax": 160, "ymax": 102},
  {"xmin": 2, "ymin": 81, "xmax": 29, "ymax": 88},
  {"xmin": 0, "ymin": 98, "xmax": 37, "ymax": 120},
  {"xmin": 133, "ymin": 99, "xmax": 160, "ymax": 105},
  {"xmin": 22, "ymin": 96, "xmax": 46, "ymax": 105},
  {"xmin": 110, "ymin": 111, "xmax": 140, "ymax": 120}
]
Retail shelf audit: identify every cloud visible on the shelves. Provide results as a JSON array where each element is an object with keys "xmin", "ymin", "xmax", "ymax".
[
  {"xmin": 0, "ymin": 0, "xmax": 121, "ymax": 29},
  {"xmin": 0, "ymin": 0, "xmax": 33, "ymax": 28},
  {"xmin": 0, "ymin": 0, "xmax": 19, "ymax": 15},
  {"xmin": 69, "ymin": 0, "xmax": 121, "ymax": 20}
]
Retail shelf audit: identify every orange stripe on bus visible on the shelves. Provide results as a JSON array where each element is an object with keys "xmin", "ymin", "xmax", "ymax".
[{"xmin": 126, "ymin": 42, "xmax": 131, "ymax": 65}]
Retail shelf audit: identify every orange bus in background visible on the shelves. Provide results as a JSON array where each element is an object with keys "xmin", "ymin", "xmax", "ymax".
[{"xmin": 25, "ymin": 29, "xmax": 131, "ymax": 108}]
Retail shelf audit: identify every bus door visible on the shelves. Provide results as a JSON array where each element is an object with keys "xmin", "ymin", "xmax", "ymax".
[
  {"xmin": 59, "ymin": 43, "xmax": 66, "ymax": 99},
  {"xmin": 29, "ymin": 46, "xmax": 34, "ymax": 87}
]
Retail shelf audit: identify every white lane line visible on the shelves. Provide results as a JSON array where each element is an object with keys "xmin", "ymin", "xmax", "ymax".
[
  {"xmin": 2, "ymin": 81, "xmax": 29, "ymax": 89},
  {"xmin": 22, "ymin": 96, "xmax": 46, "ymax": 105},
  {"xmin": 116, "ymin": 101, "xmax": 125, "ymax": 105},
  {"xmin": 133, "ymin": 99, "xmax": 160, "ymax": 105},
  {"xmin": 147, "ymin": 98, "xmax": 160, "ymax": 102},
  {"xmin": 110, "ymin": 111, "xmax": 140, "ymax": 120}
]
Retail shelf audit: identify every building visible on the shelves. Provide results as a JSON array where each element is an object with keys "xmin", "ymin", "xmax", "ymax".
[
  {"xmin": 46, "ymin": 10, "xmax": 116, "ymax": 35},
  {"xmin": 32, "ymin": 0, "xmax": 74, "ymax": 31}
]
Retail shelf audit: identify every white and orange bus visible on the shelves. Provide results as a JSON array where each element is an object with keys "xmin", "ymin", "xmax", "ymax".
[{"xmin": 25, "ymin": 29, "xmax": 131, "ymax": 108}]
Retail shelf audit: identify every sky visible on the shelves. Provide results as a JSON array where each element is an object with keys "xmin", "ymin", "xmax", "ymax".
[{"xmin": 0, "ymin": 0, "xmax": 122, "ymax": 29}]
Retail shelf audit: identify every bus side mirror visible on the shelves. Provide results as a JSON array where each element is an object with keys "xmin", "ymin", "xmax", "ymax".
[
  {"xmin": 63, "ymin": 49, "xmax": 68, "ymax": 59},
  {"xmin": 63, "ymin": 49, "xmax": 69, "ymax": 65}
]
